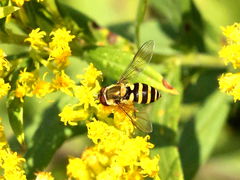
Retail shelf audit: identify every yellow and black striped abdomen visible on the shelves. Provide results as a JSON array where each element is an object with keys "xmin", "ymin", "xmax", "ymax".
[{"xmin": 124, "ymin": 83, "xmax": 161, "ymax": 104}]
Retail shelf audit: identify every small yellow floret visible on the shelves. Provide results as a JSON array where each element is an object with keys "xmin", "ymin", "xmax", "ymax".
[
  {"xmin": 0, "ymin": 49, "xmax": 11, "ymax": 72},
  {"xmin": 51, "ymin": 70, "xmax": 75, "ymax": 96},
  {"xmin": 25, "ymin": 28, "xmax": 47, "ymax": 50},
  {"xmin": 218, "ymin": 72, "xmax": 240, "ymax": 101},
  {"xmin": 0, "ymin": 78, "xmax": 10, "ymax": 99},
  {"xmin": 59, "ymin": 105, "xmax": 89, "ymax": 126},
  {"xmin": 35, "ymin": 172, "xmax": 54, "ymax": 180},
  {"xmin": 78, "ymin": 63, "xmax": 102, "ymax": 87}
]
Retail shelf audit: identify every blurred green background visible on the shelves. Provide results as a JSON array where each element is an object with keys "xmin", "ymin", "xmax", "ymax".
[{"xmin": 1, "ymin": 0, "xmax": 240, "ymax": 179}]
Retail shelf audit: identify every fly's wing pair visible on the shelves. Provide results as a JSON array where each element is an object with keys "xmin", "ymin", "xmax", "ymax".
[
  {"xmin": 117, "ymin": 40, "xmax": 155, "ymax": 133},
  {"xmin": 118, "ymin": 40, "xmax": 155, "ymax": 84}
]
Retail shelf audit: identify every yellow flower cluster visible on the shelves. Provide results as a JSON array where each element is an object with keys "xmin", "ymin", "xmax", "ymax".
[
  {"xmin": 0, "ymin": 120, "xmax": 26, "ymax": 180},
  {"xmin": 15, "ymin": 69, "xmax": 52, "ymax": 102},
  {"xmin": 13, "ymin": 27, "xmax": 76, "ymax": 102},
  {"xmin": 48, "ymin": 28, "xmax": 75, "ymax": 68},
  {"xmin": 25, "ymin": 27, "xmax": 75, "ymax": 69},
  {"xmin": 25, "ymin": 28, "xmax": 47, "ymax": 50},
  {"xmin": 218, "ymin": 23, "xmax": 240, "ymax": 101},
  {"xmin": 67, "ymin": 121, "xmax": 160, "ymax": 180},
  {"xmin": 0, "ymin": 49, "xmax": 11, "ymax": 99},
  {"xmin": 59, "ymin": 63, "xmax": 102, "ymax": 125}
]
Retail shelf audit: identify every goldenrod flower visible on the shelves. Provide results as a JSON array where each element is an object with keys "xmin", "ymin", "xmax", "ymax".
[
  {"xmin": 78, "ymin": 63, "xmax": 102, "ymax": 87},
  {"xmin": 32, "ymin": 79, "xmax": 52, "ymax": 98},
  {"xmin": 218, "ymin": 23, "xmax": 240, "ymax": 101},
  {"xmin": 25, "ymin": 28, "xmax": 47, "ymax": 50},
  {"xmin": 67, "ymin": 121, "xmax": 160, "ymax": 179},
  {"xmin": 67, "ymin": 158, "xmax": 91, "ymax": 180},
  {"xmin": 48, "ymin": 46, "xmax": 71, "ymax": 68},
  {"xmin": 49, "ymin": 28, "xmax": 75, "ymax": 47},
  {"xmin": 74, "ymin": 84, "xmax": 99, "ymax": 110},
  {"xmin": 219, "ymin": 23, "xmax": 240, "ymax": 69},
  {"xmin": 222, "ymin": 23, "xmax": 240, "ymax": 44},
  {"xmin": 0, "ymin": 78, "xmax": 10, "ymax": 99},
  {"xmin": 15, "ymin": 84, "xmax": 29, "ymax": 102},
  {"xmin": 35, "ymin": 172, "xmax": 54, "ymax": 180},
  {"xmin": 0, "ymin": 122, "xmax": 26, "ymax": 180},
  {"xmin": 59, "ymin": 105, "xmax": 89, "ymax": 126},
  {"xmin": 218, "ymin": 73, "xmax": 240, "ymax": 101},
  {"xmin": 97, "ymin": 104, "xmax": 134, "ymax": 134},
  {"xmin": 48, "ymin": 28, "xmax": 75, "ymax": 68},
  {"xmin": 51, "ymin": 70, "xmax": 75, "ymax": 96},
  {"xmin": 0, "ymin": 49, "xmax": 11, "ymax": 73},
  {"xmin": 0, "ymin": 118, "xmax": 6, "ymax": 144},
  {"xmin": 18, "ymin": 68, "xmax": 36, "ymax": 85}
]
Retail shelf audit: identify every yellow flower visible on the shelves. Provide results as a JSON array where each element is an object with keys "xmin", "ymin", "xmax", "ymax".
[
  {"xmin": 0, "ymin": 144, "xmax": 26, "ymax": 180},
  {"xmin": 218, "ymin": 73, "xmax": 240, "ymax": 101},
  {"xmin": 48, "ymin": 28, "xmax": 75, "ymax": 68},
  {"xmin": 97, "ymin": 104, "xmax": 135, "ymax": 134},
  {"xmin": 66, "ymin": 121, "xmax": 159, "ymax": 179},
  {"xmin": 32, "ymin": 79, "xmax": 52, "ymax": 98},
  {"xmin": 25, "ymin": 28, "xmax": 47, "ymax": 50},
  {"xmin": 218, "ymin": 23, "xmax": 240, "ymax": 101},
  {"xmin": 74, "ymin": 84, "xmax": 99, "ymax": 110},
  {"xmin": 0, "ymin": 78, "xmax": 10, "ymax": 99},
  {"xmin": 35, "ymin": 172, "xmax": 54, "ymax": 180},
  {"xmin": 48, "ymin": 46, "xmax": 71, "ymax": 68},
  {"xmin": 51, "ymin": 70, "xmax": 75, "ymax": 96},
  {"xmin": 219, "ymin": 44, "xmax": 240, "ymax": 69},
  {"xmin": 0, "ymin": 49, "xmax": 11, "ymax": 72},
  {"xmin": 0, "ymin": 118, "xmax": 6, "ymax": 144},
  {"xmin": 18, "ymin": 68, "xmax": 36, "ymax": 85},
  {"xmin": 222, "ymin": 23, "xmax": 240, "ymax": 44},
  {"xmin": 67, "ymin": 158, "xmax": 91, "ymax": 180},
  {"xmin": 138, "ymin": 156, "xmax": 160, "ymax": 178},
  {"xmin": 0, "ymin": 121, "xmax": 26, "ymax": 179},
  {"xmin": 49, "ymin": 28, "xmax": 75, "ymax": 47},
  {"xmin": 59, "ymin": 105, "xmax": 89, "ymax": 126},
  {"xmin": 15, "ymin": 84, "xmax": 28, "ymax": 102},
  {"xmin": 78, "ymin": 63, "xmax": 102, "ymax": 87}
]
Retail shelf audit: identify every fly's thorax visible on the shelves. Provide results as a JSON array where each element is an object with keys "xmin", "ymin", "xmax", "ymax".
[{"xmin": 99, "ymin": 84, "xmax": 124, "ymax": 106}]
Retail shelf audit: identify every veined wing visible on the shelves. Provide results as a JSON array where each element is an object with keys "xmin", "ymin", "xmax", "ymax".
[
  {"xmin": 117, "ymin": 103, "xmax": 152, "ymax": 133},
  {"xmin": 118, "ymin": 40, "xmax": 154, "ymax": 84}
]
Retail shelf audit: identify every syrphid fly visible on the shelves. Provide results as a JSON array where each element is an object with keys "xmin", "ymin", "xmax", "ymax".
[{"xmin": 99, "ymin": 40, "xmax": 161, "ymax": 133}]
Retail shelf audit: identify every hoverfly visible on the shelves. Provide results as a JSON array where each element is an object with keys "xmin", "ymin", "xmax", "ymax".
[{"xmin": 99, "ymin": 40, "xmax": 161, "ymax": 133}]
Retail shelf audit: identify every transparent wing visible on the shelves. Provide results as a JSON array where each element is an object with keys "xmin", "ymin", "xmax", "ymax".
[
  {"xmin": 118, "ymin": 40, "xmax": 154, "ymax": 83},
  {"xmin": 117, "ymin": 103, "xmax": 152, "ymax": 133}
]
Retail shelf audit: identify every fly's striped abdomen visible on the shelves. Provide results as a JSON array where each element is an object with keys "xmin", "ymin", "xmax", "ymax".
[{"xmin": 124, "ymin": 83, "xmax": 161, "ymax": 104}]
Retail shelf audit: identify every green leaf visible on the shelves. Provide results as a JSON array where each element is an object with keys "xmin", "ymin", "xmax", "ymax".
[
  {"xmin": 140, "ymin": 20, "xmax": 179, "ymax": 55},
  {"xmin": 84, "ymin": 46, "xmax": 178, "ymax": 94},
  {"xmin": 0, "ymin": 6, "xmax": 20, "ymax": 19},
  {"xmin": 179, "ymin": 91, "xmax": 231, "ymax": 180},
  {"xmin": 7, "ymin": 96, "xmax": 24, "ymax": 146},
  {"xmin": 150, "ymin": 62, "xmax": 184, "ymax": 180},
  {"xmin": 135, "ymin": 0, "xmax": 148, "ymax": 47},
  {"xmin": 24, "ymin": 96, "xmax": 88, "ymax": 179}
]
